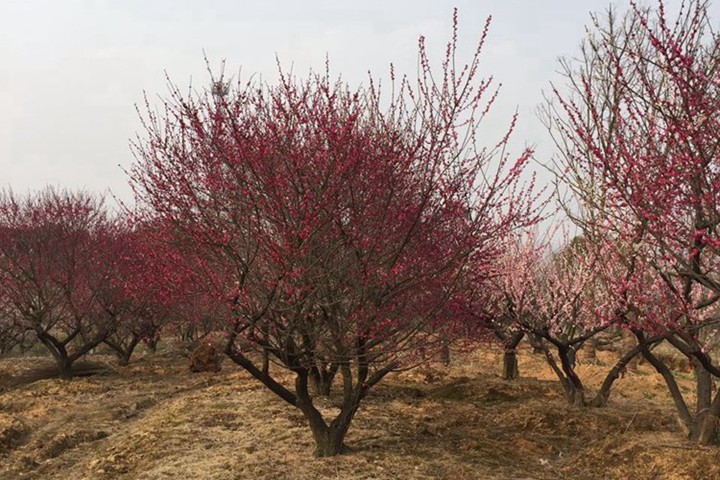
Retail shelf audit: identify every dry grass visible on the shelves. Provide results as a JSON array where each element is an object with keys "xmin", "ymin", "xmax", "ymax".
[{"xmin": 1, "ymin": 345, "xmax": 720, "ymax": 479}]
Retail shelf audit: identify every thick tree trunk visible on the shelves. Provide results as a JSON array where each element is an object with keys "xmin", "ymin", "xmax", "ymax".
[
  {"xmin": 309, "ymin": 421, "xmax": 351, "ymax": 457},
  {"xmin": 698, "ymin": 415, "xmax": 719, "ymax": 445},
  {"xmin": 36, "ymin": 334, "xmax": 74, "ymax": 379},
  {"xmin": 696, "ymin": 388, "xmax": 720, "ymax": 445},
  {"xmin": 56, "ymin": 355, "xmax": 73, "ymax": 380},
  {"xmin": 694, "ymin": 359, "xmax": 713, "ymax": 412},
  {"xmin": 295, "ymin": 369, "xmax": 355, "ymax": 456},
  {"xmin": 568, "ymin": 384, "xmax": 585, "ymax": 407}
]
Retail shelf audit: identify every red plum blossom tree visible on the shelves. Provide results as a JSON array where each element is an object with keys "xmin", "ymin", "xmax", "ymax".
[{"xmin": 130, "ymin": 11, "xmax": 541, "ymax": 456}]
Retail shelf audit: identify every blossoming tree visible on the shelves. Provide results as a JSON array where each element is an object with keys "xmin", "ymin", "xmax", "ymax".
[{"xmin": 130, "ymin": 11, "xmax": 541, "ymax": 456}]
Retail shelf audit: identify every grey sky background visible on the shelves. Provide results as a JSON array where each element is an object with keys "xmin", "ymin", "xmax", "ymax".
[{"xmin": 1, "ymin": 1, "xmax": 715, "ymax": 204}]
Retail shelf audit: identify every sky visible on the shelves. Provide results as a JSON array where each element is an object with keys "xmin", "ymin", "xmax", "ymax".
[{"xmin": 0, "ymin": 0, "xmax": 716, "ymax": 204}]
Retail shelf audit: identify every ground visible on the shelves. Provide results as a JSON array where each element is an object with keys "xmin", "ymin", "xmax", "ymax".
[{"xmin": 1, "ymin": 344, "xmax": 720, "ymax": 480}]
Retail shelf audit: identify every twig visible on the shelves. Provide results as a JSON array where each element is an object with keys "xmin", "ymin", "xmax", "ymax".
[
  {"xmin": 653, "ymin": 443, "xmax": 713, "ymax": 451},
  {"xmin": 623, "ymin": 409, "xmax": 639, "ymax": 434}
]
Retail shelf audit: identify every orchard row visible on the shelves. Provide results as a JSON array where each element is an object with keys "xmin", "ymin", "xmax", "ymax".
[{"xmin": 2, "ymin": 0, "xmax": 720, "ymax": 457}]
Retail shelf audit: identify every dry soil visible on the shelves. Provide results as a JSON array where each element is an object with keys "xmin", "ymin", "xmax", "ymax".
[{"xmin": 1, "ymin": 344, "xmax": 719, "ymax": 479}]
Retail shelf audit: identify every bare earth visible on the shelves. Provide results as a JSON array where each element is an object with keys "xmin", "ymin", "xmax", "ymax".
[{"xmin": 2, "ymin": 345, "xmax": 720, "ymax": 480}]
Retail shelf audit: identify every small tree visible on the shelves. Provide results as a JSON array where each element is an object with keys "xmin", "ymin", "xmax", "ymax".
[{"xmin": 130, "ymin": 11, "xmax": 541, "ymax": 456}]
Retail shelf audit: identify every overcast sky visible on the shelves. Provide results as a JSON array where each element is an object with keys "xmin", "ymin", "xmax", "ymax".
[{"xmin": 0, "ymin": 0, "xmax": 716, "ymax": 204}]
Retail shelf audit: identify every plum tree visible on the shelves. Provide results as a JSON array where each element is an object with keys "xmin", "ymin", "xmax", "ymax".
[
  {"xmin": 129, "ymin": 10, "xmax": 541, "ymax": 456},
  {"xmin": 545, "ymin": 0, "xmax": 720, "ymax": 442},
  {"xmin": 0, "ymin": 188, "xmax": 113, "ymax": 378}
]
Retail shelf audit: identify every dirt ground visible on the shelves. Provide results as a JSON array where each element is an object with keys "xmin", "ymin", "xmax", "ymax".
[{"xmin": 1, "ymin": 344, "xmax": 720, "ymax": 480}]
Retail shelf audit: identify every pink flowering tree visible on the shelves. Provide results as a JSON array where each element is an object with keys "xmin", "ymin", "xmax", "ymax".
[
  {"xmin": 86, "ymin": 220, "xmax": 138, "ymax": 365},
  {"xmin": 489, "ymin": 227, "xmax": 671, "ymax": 407},
  {"xmin": 490, "ymin": 229, "xmax": 607, "ymax": 405},
  {"xmin": 0, "ymin": 188, "xmax": 114, "ymax": 378},
  {"xmin": 129, "ymin": 11, "xmax": 541, "ymax": 456},
  {"xmin": 545, "ymin": 0, "xmax": 720, "ymax": 442},
  {"xmin": 98, "ymin": 222, "xmax": 194, "ymax": 365}
]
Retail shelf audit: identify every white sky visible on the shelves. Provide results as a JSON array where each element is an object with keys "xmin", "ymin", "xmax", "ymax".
[{"xmin": 0, "ymin": 0, "xmax": 715, "ymax": 204}]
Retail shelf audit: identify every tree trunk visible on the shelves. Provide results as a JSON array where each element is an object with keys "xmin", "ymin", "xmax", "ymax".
[
  {"xmin": 262, "ymin": 348, "xmax": 270, "ymax": 376},
  {"xmin": 637, "ymin": 332, "xmax": 696, "ymax": 438},
  {"xmin": 310, "ymin": 422, "xmax": 351, "ymax": 457},
  {"xmin": 295, "ymin": 369, "xmax": 354, "ymax": 456},
  {"xmin": 440, "ymin": 337, "xmax": 451, "ymax": 366},
  {"xmin": 145, "ymin": 333, "xmax": 159, "ymax": 353},
  {"xmin": 56, "ymin": 355, "xmax": 73, "ymax": 380},
  {"xmin": 694, "ymin": 359, "xmax": 713, "ymax": 413},
  {"xmin": 310, "ymin": 363, "xmax": 338, "ymax": 397},
  {"xmin": 589, "ymin": 342, "xmax": 645, "ymax": 407},
  {"xmin": 117, "ymin": 351, "xmax": 132, "ymax": 367},
  {"xmin": 567, "ymin": 346, "xmax": 577, "ymax": 369},
  {"xmin": 180, "ymin": 325, "xmax": 196, "ymax": 343},
  {"xmin": 622, "ymin": 331, "xmax": 639, "ymax": 373},
  {"xmin": 502, "ymin": 331, "xmax": 524, "ymax": 380},
  {"xmin": 104, "ymin": 336, "xmax": 140, "ymax": 367},
  {"xmin": 696, "ymin": 388, "xmax": 720, "ymax": 445},
  {"xmin": 567, "ymin": 382, "xmax": 585, "ymax": 407},
  {"xmin": 223, "ymin": 332, "xmax": 386, "ymax": 458},
  {"xmin": 698, "ymin": 414, "xmax": 719, "ymax": 445},
  {"xmin": 36, "ymin": 334, "xmax": 74, "ymax": 379},
  {"xmin": 503, "ymin": 349, "xmax": 519, "ymax": 380},
  {"xmin": 539, "ymin": 342, "xmax": 584, "ymax": 405},
  {"xmin": 584, "ymin": 337, "xmax": 598, "ymax": 363},
  {"xmin": 558, "ymin": 344, "xmax": 584, "ymax": 406}
]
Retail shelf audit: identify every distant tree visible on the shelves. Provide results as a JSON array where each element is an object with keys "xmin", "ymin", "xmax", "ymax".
[
  {"xmin": 491, "ymin": 230, "xmax": 605, "ymax": 405},
  {"xmin": 489, "ymin": 228, "xmax": 667, "ymax": 407},
  {"xmin": 99, "ymin": 222, "xmax": 194, "ymax": 365},
  {"xmin": 130, "ymin": 11, "xmax": 541, "ymax": 456},
  {"xmin": 0, "ymin": 188, "xmax": 113, "ymax": 378}
]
